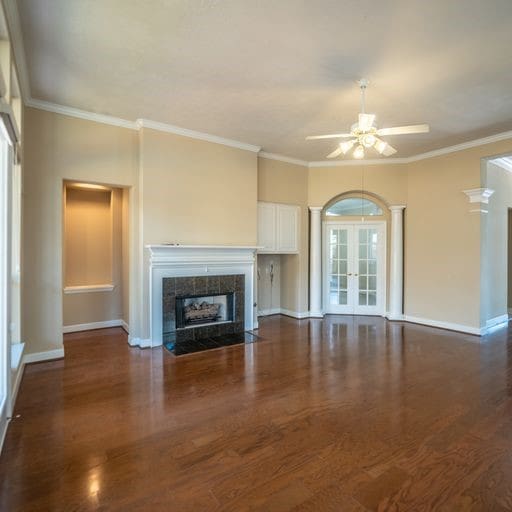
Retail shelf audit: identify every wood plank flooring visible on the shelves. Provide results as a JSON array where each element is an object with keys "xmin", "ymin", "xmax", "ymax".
[{"xmin": 1, "ymin": 315, "xmax": 512, "ymax": 511}]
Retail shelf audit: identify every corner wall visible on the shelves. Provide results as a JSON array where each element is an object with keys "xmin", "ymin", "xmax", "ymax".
[
  {"xmin": 257, "ymin": 157, "xmax": 309, "ymax": 314},
  {"xmin": 22, "ymin": 107, "xmax": 139, "ymax": 355}
]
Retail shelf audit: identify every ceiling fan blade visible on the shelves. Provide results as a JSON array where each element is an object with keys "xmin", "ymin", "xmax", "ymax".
[
  {"xmin": 326, "ymin": 147, "xmax": 344, "ymax": 159},
  {"xmin": 306, "ymin": 133, "xmax": 353, "ymax": 140},
  {"xmin": 376, "ymin": 124, "xmax": 429, "ymax": 136},
  {"xmin": 382, "ymin": 144, "xmax": 397, "ymax": 156},
  {"xmin": 358, "ymin": 113, "xmax": 376, "ymax": 132}
]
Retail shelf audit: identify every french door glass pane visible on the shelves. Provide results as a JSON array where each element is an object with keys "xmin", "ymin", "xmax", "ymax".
[
  {"xmin": 358, "ymin": 228, "xmax": 378, "ymax": 306},
  {"xmin": 328, "ymin": 228, "xmax": 349, "ymax": 306}
]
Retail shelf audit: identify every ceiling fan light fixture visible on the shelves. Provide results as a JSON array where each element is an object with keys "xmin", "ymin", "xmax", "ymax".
[
  {"xmin": 353, "ymin": 145, "xmax": 365, "ymax": 159},
  {"xmin": 306, "ymin": 79, "xmax": 429, "ymax": 160},
  {"xmin": 340, "ymin": 139, "xmax": 356, "ymax": 154},
  {"xmin": 374, "ymin": 139, "xmax": 388, "ymax": 154},
  {"xmin": 362, "ymin": 133, "xmax": 376, "ymax": 148}
]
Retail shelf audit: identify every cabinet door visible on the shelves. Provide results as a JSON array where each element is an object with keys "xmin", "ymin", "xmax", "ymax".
[
  {"xmin": 257, "ymin": 202, "xmax": 276, "ymax": 252},
  {"xmin": 277, "ymin": 205, "xmax": 298, "ymax": 253}
]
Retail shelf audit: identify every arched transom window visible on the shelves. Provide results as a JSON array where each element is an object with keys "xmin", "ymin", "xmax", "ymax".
[{"xmin": 325, "ymin": 197, "xmax": 383, "ymax": 217}]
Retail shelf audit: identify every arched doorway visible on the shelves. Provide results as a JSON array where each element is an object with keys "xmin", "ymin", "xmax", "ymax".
[
  {"xmin": 309, "ymin": 190, "xmax": 405, "ymax": 320},
  {"xmin": 322, "ymin": 193, "xmax": 387, "ymax": 315}
]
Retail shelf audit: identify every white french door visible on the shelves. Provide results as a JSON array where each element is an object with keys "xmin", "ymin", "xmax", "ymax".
[{"xmin": 323, "ymin": 222, "xmax": 386, "ymax": 316}]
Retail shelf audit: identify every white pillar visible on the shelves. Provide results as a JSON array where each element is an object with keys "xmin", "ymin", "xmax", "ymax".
[
  {"xmin": 388, "ymin": 205, "xmax": 405, "ymax": 320},
  {"xmin": 309, "ymin": 207, "xmax": 323, "ymax": 317}
]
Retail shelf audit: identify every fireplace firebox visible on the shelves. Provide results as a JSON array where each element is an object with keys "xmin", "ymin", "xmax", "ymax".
[{"xmin": 176, "ymin": 292, "xmax": 234, "ymax": 329}]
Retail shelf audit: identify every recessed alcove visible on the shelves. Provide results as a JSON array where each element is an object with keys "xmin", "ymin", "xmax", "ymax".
[{"xmin": 62, "ymin": 182, "xmax": 129, "ymax": 332}]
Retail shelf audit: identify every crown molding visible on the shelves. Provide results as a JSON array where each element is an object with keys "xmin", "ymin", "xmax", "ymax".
[
  {"xmin": 258, "ymin": 151, "xmax": 308, "ymax": 167},
  {"xmin": 24, "ymin": 99, "xmax": 512, "ymax": 163},
  {"xmin": 137, "ymin": 118, "xmax": 261, "ymax": 153},
  {"xmin": 25, "ymin": 99, "xmax": 261, "ymax": 152},
  {"xmin": 406, "ymin": 130, "xmax": 512, "ymax": 162},
  {"xmin": 2, "ymin": 0, "xmax": 30, "ymax": 101},
  {"xmin": 26, "ymin": 98, "xmax": 138, "ymax": 130}
]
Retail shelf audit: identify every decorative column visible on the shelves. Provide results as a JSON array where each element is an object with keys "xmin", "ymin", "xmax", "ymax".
[
  {"xmin": 388, "ymin": 205, "xmax": 406, "ymax": 320},
  {"xmin": 309, "ymin": 207, "xmax": 323, "ymax": 318}
]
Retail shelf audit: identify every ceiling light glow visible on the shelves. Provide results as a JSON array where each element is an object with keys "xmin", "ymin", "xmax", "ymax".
[
  {"xmin": 374, "ymin": 140, "xmax": 388, "ymax": 154},
  {"xmin": 353, "ymin": 145, "xmax": 365, "ymax": 159}
]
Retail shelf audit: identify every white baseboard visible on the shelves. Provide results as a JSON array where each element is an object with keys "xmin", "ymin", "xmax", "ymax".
[
  {"xmin": 23, "ymin": 348, "xmax": 65, "ymax": 364},
  {"xmin": 279, "ymin": 308, "xmax": 311, "ymax": 319},
  {"xmin": 258, "ymin": 308, "xmax": 311, "ymax": 319},
  {"xmin": 386, "ymin": 312, "xmax": 405, "ymax": 321},
  {"xmin": 482, "ymin": 314, "xmax": 509, "ymax": 334},
  {"xmin": 121, "ymin": 320, "xmax": 129, "ymax": 333},
  {"xmin": 257, "ymin": 308, "xmax": 281, "ymax": 317},
  {"xmin": 404, "ymin": 315, "xmax": 481, "ymax": 336},
  {"xmin": 62, "ymin": 319, "xmax": 125, "ymax": 334}
]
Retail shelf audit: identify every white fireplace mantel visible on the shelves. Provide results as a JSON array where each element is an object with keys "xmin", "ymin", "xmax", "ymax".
[{"xmin": 146, "ymin": 245, "xmax": 259, "ymax": 347}]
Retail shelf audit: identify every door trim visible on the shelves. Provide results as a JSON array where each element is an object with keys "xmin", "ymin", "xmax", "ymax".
[{"xmin": 322, "ymin": 220, "xmax": 387, "ymax": 316}]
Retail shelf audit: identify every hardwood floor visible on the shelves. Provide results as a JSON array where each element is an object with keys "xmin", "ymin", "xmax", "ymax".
[{"xmin": 1, "ymin": 315, "xmax": 512, "ymax": 511}]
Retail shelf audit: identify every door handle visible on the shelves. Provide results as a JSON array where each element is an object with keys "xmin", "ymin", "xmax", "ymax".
[{"xmin": 347, "ymin": 273, "xmax": 352, "ymax": 276}]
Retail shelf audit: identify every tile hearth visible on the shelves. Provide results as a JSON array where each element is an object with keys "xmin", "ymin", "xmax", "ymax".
[{"xmin": 164, "ymin": 331, "xmax": 260, "ymax": 356}]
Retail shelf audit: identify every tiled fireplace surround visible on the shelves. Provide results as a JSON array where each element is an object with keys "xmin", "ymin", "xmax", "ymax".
[
  {"xmin": 145, "ymin": 245, "xmax": 257, "ymax": 347},
  {"xmin": 162, "ymin": 274, "xmax": 245, "ymax": 344}
]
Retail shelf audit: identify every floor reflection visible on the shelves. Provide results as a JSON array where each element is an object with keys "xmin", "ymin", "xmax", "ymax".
[{"xmin": 2, "ymin": 318, "xmax": 512, "ymax": 510}]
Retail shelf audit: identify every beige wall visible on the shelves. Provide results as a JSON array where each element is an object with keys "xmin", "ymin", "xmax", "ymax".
[
  {"xmin": 509, "ymin": 210, "xmax": 512, "ymax": 310},
  {"xmin": 23, "ymin": 107, "xmax": 139, "ymax": 354},
  {"xmin": 407, "ymin": 140, "xmax": 512, "ymax": 330},
  {"xmin": 308, "ymin": 163, "xmax": 408, "ymax": 207},
  {"xmin": 480, "ymin": 161, "xmax": 512, "ymax": 324},
  {"xmin": 140, "ymin": 128, "xmax": 258, "ymax": 246},
  {"xmin": 63, "ymin": 187, "xmax": 125, "ymax": 327},
  {"xmin": 122, "ymin": 188, "xmax": 130, "ymax": 325},
  {"xmin": 138, "ymin": 127, "xmax": 259, "ymax": 338},
  {"xmin": 405, "ymin": 153, "xmax": 480, "ymax": 328},
  {"xmin": 64, "ymin": 187, "xmax": 113, "ymax": 286},
  {"xmin": 257, "ymin": 157, "xmax": 309, "ymax": 313}
]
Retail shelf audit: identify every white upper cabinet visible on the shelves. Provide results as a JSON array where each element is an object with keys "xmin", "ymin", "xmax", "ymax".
[
  {"xmin": 257, "ymin": 202, "xmax": 277, "ymax": 252},
  {"xmin": 258, "ymin": 202, "xmax": 299, "ymax": 254}
]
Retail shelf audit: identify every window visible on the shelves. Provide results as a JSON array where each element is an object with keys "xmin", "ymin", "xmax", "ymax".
[
  {"xmin": 326, "ymin": 197, "xmax": 383, "ymax": 217},
  {"xmin": 0, "ymin": 122, "xmax": 12, "ymax": 432}
]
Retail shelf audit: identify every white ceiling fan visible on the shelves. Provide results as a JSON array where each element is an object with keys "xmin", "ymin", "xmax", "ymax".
[{"xmin": 306, "ymin": 79, "xmax": 429, "ymax": 159}]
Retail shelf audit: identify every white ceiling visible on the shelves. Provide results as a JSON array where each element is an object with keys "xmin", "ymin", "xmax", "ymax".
[{"xmin": 17, "ymin": 0, "xmax": 512, "ymax": 160}]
